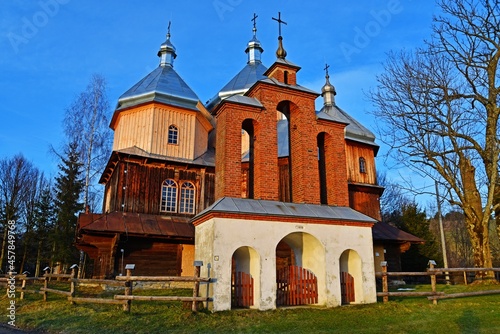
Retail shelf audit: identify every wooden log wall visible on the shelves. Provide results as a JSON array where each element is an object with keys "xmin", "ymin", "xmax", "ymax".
[
  {"xmin": 117, "ymin": 239, "xmax": 182, "ymax": 277},
  {"xmin": 104, "ymin": 158, "xmax": 215, "ymax": 215},
  {"xmin": 345, "ymin": 140, "xmax": 377, "ymax": 185}
]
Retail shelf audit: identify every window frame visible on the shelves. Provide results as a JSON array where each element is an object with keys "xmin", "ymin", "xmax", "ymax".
[
  {"xmin": 359, "ymin": 157, "xmax": 367, "ymax": 174},
  {"xmin": 168, "ymin": 124, "xmax": 179, "ymax": 145},
  {"xmin": 160, "ymin": 179, "xmax": 178, "ymax": 213},
  {"xmin": 179, "ymin": 181, "xmax": 196, "ymax": 214}
]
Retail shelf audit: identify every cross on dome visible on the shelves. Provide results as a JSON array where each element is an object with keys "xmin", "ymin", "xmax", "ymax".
[{"xmin": 272, "ymin": 12, "xmax": 287, "ymax": 59}]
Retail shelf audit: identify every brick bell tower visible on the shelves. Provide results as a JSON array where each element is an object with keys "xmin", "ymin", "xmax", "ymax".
[{"xmin": 213, "ymin": 13, "xmax": 349, "ymax": 206}]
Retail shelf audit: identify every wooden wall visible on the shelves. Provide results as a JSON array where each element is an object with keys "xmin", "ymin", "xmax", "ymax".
[
  {"xmin": 348, "ymin": 185, "xmax": 382, "ymax": 221},
  {"xmin": 113, "ymin": 104, "xmax": 211, "ymax": 161},
  {"xmin": 115, "ymin": 238, "xmax": 183, "ymax": 276},
  {"xmin": 103, "ymin": 158, "xmax": 215, "ymax": 215},
  {"xmin": 345, "ymin": 140, "xmax": 377, "ymax": 185}
]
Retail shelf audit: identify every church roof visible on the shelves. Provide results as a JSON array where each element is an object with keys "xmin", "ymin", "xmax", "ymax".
[
  {"xmin": 206, "ymin": 19, "xmax": 268, "ymax": 111},
  {"xmin": 257, "ymin": 77, "xmax": 319, "ymax": 96},
  {"xmin": 193, "ymin": 197, "xmax": 377, "ymax": 224},
  {"xmin": 206, "ymin": 62, "xmax": 268, "ymax": 110},
  {"xmin": 116, "ymin": 26, "xmax": 199, "ymax": 112},
  {"xmin": 117, "ymin": 146, "xmax": 215, "ymax": 166},
  {"xmin": 318, "ymin": 104, "xmax": 378, "ymax": 148},
  {"xmin": 116, "ymin": 65, "xmax": 199, "ymax": 111}
]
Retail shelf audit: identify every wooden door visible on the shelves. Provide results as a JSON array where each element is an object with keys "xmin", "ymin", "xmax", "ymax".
[
  {"xmin": 232, "ymin": 271, "xmax": 254, "ymax": 308},
  {"xmin": 276, "ymin": 266, "xmax": 318, "ymax": 306},
  {"xmin": 340, "ymin": 271, "xmax": 355, "ymax": 304}
]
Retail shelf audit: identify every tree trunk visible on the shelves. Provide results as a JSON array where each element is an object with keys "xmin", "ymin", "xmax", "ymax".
[
  {"xmin": 464, "ymin": 216, "xmax": 493, "ymax": 279},
  {"xmin": 20, "ymin": 237, "xmax": 29, "ymax": 274},
  {"xmin": 0, "ymin": 228, "xmax": 7, "ymax": 272},
  {"xmin": 35, "ymin": 240, "xmax": 42, "ymax": 277},
  {"xmin": 460, "ymin": 156, "xmax": 494, "ymax": 279}
]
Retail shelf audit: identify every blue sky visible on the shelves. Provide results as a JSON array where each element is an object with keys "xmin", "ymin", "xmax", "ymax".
[{"xmin": 0, "ymin": 0, "xmax": 439, "ymax": 208}]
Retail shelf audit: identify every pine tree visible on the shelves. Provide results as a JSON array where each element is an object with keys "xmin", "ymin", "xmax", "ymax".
[
  {"xmin": 52, "ymin": 141, "xmax": 84, "ymax": 270},
  {"xmin": 33, "ymin": 181, "xmax": 56, "ymax": 277},
  {"xmin": 399, "ymin": 204, "xmax": 442, "ymax": 271}
]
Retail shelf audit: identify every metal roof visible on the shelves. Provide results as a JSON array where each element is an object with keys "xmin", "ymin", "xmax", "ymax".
[
  {"xmin": 115, "ymin": 146, "xmax": 215, "ymax": 167},
  {"xmin": 117, "ymin": 65, "xmax": 199, "ymax": 111},
  {"xmin": 223, "ymin": 95, "xmax": 263, "ymax": 108},
  {"xmin": 206, "ymin": 62, "xmax": 268, "ymax": 110},
  {"xmin": 257, "ymin": 77, "xmax": 319, "ymax": 96},
  {"xmin": 194, "ymin": 197, "xmax": 377, "ymax": 223},
  {"xmin": 372, "ymin": 221, "xmax": 425, "ymax": 244},
  {"xmin": 78, "ymin": 212, "xmax": 194, "ymax": 240},
  {"xmin": 318, "ymin": 104, "xmax": 378, "ymax": 147}
]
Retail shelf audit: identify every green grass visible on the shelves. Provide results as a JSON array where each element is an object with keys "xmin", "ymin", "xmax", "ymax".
[{"xmin": 2, "ymin": 284, "xmax": 500, "ymax": 333}]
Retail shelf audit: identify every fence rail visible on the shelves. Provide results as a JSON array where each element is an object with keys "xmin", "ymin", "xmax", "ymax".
[
  {"xmin": 376, "ymin": 262, "xmax": 500, "ymax": 304},
  {"xmin": 3, "ymin": 263, "xmax": 211, "ymax": 312}
]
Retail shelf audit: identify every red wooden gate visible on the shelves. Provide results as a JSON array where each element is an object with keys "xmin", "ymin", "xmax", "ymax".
[
  {"xmin": 232, "ymin": 271, "xmax": 254, "ymax": 308},
  {"xmin": 340, "ymin": 271, "xmax": 355, "ymax": 304},
  {"xmin": 276, "ymin": 266, "xmax": 318, "ymax": 306}
]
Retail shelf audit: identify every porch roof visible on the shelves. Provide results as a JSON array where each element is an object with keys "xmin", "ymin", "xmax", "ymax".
[
  {"xmin": 193, "ymin": 197, "xmax": 377, "ymax": 224},
  {"xmin": 77, "ymin": 211, "xmax": 194, "ymax": 240},
  {"xmin": 372, "ymin": 221, "xmax": 425, "ymax": 244}
]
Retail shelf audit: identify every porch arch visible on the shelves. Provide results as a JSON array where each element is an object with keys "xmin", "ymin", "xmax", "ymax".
[
  {"xmin": 231, "ymin": 246, "xmax": 260, "ymax": 309},
  {"xmin": 275, "ymin": 232, "xmax": 325, "ymax": 306},
  {"xmin": 339, "ymin": 249, "xmax": 363, "ymax": 304}
]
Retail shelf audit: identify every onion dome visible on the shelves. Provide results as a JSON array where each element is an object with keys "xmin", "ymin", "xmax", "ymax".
[
  {"xmin": 321, "ymin": 65, "xmax": 337, "ymax": 106},
  {"xmin": 115, "ymin": 22, "xmax": 199, "ymax": 112},
  {"xmin": 205, "ymin": 14, "xmax": 268, "ymax": 110}
]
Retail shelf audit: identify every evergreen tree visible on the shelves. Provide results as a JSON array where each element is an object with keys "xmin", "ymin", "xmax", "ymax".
[
  {"xmin": 399, "ymin": 204, "xmax": 442, "ymax": 271},
  {"xmin": 52, "ymin": 141, "xmax": 84, "ymax": 269},
  {"xmin": 33, "ymin": 181, "xmax": 56, "ymax": 277}
]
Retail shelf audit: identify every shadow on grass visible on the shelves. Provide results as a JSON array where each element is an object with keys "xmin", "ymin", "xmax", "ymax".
[{"xmin": 457, "ymin": 309, "xmax": 480, "ymax": 334}]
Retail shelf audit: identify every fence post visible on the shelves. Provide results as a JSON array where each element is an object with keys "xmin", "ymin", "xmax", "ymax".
[
  {"xmin": 43, "ymin": 267, "xmax": 50, "ymax": 302},
  {"xmin": 463, "ymin": 271, "xmax": 467, "ymax": 285},
  {"xmin": 20, "ymin": 275, "xmax": 27, "ymax": 300},
  {"xmin": 192, "ymin": 261, "xmax": 203, "ymax": 312},
  {"xmin": 428, "ymin": 260, "xmax": 437, "ymax": 305},
  {"xmin": 69, "ymin": 264, "xmax": 78, "ymax": 304},
  {"xmin": 123, "ymin": 264, "xmax": 135, "ymax": 312},
  {"xmin": 381, "ymin": 261, "xmax": 388, "ymax": 303}
]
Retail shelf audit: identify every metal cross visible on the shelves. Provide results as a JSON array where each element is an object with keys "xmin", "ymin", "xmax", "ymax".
[
  {"xmin": 324, "ymin": 63, "xmax": 330, "ymax": 76},
  {"xmin": 167, "ymin": 21, "xmax": 171, "ymax": 35},
  {"xmin": 251, "ymin": 13, "xmax": 258, "ymax": 30},
  {"xmin": 272, "ymin": 12, "xmax": 287, "ymax": 37}
]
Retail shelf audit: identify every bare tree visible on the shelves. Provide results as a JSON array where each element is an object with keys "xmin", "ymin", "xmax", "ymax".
[
  {"xmin": 370, "ymin": 0, "xmax": 500, "ymax": 275},
  {"xmin": 377, "ymin": 171, "xmax": 412, "ymax": 220},
  {"xmin": 0, "ymin": 154, "xmax": 38, "ymax": 272},
  {"xmin": 19, "ymin": 168, "xmax": 42, "ymax": 273},
  {"xmin": 63, "ymin": 74, "xmax": 111, "ymax": 211}
]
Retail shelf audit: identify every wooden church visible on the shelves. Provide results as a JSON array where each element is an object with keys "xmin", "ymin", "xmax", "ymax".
[{"xmin": 76, "ymin": 14, "xmax": 419, "ymax": 310}]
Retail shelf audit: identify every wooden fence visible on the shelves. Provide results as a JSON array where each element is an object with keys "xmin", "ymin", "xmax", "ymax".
[
  {"xmin": 2, "ymin": 263, "xmax": 211, "ymax": 313},
  {"xmin": 376, "ymin": 262, "xmax": 500, "ymax": 304}
]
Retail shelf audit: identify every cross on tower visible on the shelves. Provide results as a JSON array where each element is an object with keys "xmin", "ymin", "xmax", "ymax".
[
  {"xmin": 272, "ymin": 12, "xmax": 287, "ymax": 37},
  {"xmin": 324, "ymin": 63, "xmax": 330, "ymax": 77},
  {"xmin": 167, "ymin": 21, "xmax": 171, "ymax": 36},
  {"xmin": 251, "ymin": 13, "xmax": 258, "ymax": 30}
]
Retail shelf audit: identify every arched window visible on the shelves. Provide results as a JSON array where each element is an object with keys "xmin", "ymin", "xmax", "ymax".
[
  {"xmin": 179, "ymin": 182, "xmax": 195, "ymax": 214},
  {"xmin": 168, "ymin": 125, "xmax": 178, "ymax": 144},
  {"xmin": 160, "ymin": 179, "xmax": 177, "ymax": 212},
  {"xmin": 359, "ymin": 157, "xmax": 367, "ymax": 174}
]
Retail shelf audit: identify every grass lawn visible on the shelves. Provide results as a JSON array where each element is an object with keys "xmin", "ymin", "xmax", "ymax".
[{"xmin": 1, "ymin": 284, "xmax": 499, "ymax": 333}]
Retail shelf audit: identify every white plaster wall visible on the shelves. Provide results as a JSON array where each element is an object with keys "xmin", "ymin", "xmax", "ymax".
[{"xmin": 194, "ymin": 217, "xmax": 377, "ymax": 311}]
